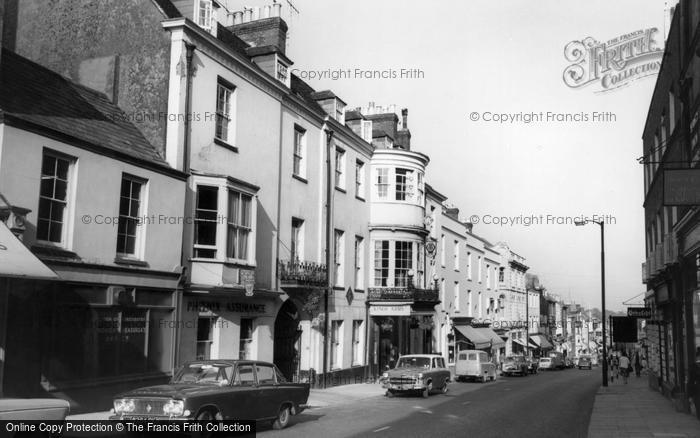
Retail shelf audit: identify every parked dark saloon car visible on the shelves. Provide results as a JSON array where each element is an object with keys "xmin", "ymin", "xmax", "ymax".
[{"xmin": 110, "ymin": 360, "xmax": 309, "ymax": 429}]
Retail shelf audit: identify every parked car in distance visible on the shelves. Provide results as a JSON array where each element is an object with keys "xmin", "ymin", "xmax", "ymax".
[
  {"xmin": 455, "ymin": 350, "xmax": 497, "ymax": 382},
  {"xmin": 383, "ymin": 354, "xmax": 450, "ymax": 398},
  {"xmin": 538, "ymin": 357, "xmax": 554, "ymax": 370},
  {"xmin": 565, "ymin": 358, "xmax": 574, "ymax": 368},
  {"xmin": 526, "ymin": 357, "xmax": 539, "ymax": 374},
  {"xmin": 110, "ymin": 360, "xmax": 309, "ymax": 430},
  {"xmin": 548, "ymin": 351, "xmax": 566, "ymax": 370},
  {"xmin": 0, "ymin": 398, "xmax": 70, "ymax": 421},
  {"xmin": 502, "ymin": 356, "xmax": 529, "ymax": 377},
  {"xmin": 578, "ymin": 355, "xmax": 592, "ymax": 370}
]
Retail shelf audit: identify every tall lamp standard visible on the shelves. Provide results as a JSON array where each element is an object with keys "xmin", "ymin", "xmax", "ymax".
[{"xmin": 574, "ymin": 218, "xmax": 607, "ymax": 387}]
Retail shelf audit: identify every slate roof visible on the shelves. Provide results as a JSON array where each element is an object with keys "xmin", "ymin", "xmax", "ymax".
[{"xmin": 0, "ymin": 49, "xmax": 169, "ymax": 168}]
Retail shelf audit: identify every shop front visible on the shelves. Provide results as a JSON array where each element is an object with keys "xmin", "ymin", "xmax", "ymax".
[
  {"xmin": 178, "ymin": 290, "xmax": 280, "ymax": 366},
  {"xmin": 451, "ymin": 318, "xmax": 505, "ymax": 362},
  {"xmin": 368, "ymin": 300, "xmax": 437, "ymax": 377}
]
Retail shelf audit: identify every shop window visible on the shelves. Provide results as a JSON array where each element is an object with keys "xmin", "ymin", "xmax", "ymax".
[
  {"xmin": 37, "ymin": 151, "xmax": 72, "ymax": 244},
  {"xmin": 196, "ymin": 317, "xmax": 216, "ymax": 360},
  {"xmin": 194, "ymin": 186, "xmax": 218, "ymax": 258},
  {"xmin": 47, "ymin": 293, "xmax": 173, "ymax": 382},
  {"xmin": 239, "ymin": 318, "xmax": 253, "ymax": 360}
]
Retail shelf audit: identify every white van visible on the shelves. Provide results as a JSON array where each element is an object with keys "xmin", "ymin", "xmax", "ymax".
[{"xmin": 455, "ymin": 350, "xmax": 497, "ymax": 383}]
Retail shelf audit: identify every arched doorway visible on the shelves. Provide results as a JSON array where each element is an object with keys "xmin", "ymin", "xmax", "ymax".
[{"xmin": 274, "ymin": 299, "xmax": 301, "ymax": 382}]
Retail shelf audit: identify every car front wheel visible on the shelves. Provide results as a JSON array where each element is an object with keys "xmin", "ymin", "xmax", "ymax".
[{"xmin": 272, "ymin": 405, "xmax": 291, "ymax": 430}]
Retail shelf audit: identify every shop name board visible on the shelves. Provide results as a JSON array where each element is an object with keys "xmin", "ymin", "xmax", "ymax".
[
  {"xmin": 627, "ymin": 307, "xmax": 652, "ymax": 318},
  {"xmin": 187, "ymin": 300, "xmax": 267, "ymax": 314},
  {"xmin": 370, "ymin": 304, "xmax": 411, "ymax": 316}
]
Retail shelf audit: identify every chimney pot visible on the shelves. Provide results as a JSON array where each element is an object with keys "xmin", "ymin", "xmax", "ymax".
[
  {"xmin": 252, "ymin": 7, "xmax": 260, "ymax": 20},
  {"xmin": 243, "ymin": 8, "xmax": 253, "ymax": 22},
  {"xmin": 233, "ymin": 11, "xmax": 243, "ymax": 24},
  {"xmin": 263, "ymin": 5, "xmax": 271, "ymax": 18},
  {"xmin": 272, "ymin": 2, "xmax": 282, "ymax": 17},
  {"xmin": 402, "ymin": 108, "xmax": 408, "ymax": 129}
]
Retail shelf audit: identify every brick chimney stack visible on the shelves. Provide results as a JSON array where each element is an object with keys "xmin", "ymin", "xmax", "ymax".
[
  {"xmin": 395, "ymin": 107, "xmax": 411, "ymax": 150},
  {"xmin": 228, "ymin": 3, "xmax": 288, "ymax": 55}
]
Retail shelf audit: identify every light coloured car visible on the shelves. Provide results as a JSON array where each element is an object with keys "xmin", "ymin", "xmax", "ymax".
[
  {"xmin": 382, "ymin": 354, "xmax": 450, "ymax": 398},
  {"xmin": 538, "ymin": 357, "xmax": 554, "ymax": 370},
  {"xmin": 455, "ymin": 350, "xmax": 497, "ymax": 383}
]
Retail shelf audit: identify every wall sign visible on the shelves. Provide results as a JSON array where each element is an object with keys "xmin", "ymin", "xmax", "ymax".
[
  {"xmin": 370, "ymin": 304, "xmax": 411, "ymax": 316},
  {"xmin": 187, "ymin": 300, "xmax": 267, "ymax": 314}
]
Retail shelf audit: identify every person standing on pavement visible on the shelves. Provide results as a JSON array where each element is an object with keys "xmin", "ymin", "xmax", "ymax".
[
  {"xmin": 609, "ymin": 353, "xmax": 619, "ymax": 382},
  {"xmin": 634, "ymin": 351, "xmax": 642, "ymax": 377},
  {"xmin": 619, "ymin": 352, "xmax": 631, "ymax": 384}
]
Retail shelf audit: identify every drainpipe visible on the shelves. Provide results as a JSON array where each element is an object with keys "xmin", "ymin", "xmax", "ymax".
[
  {"xmin": 323, "ymin": 126, "xmax": 335, "ymax": 389},
  {"xmin": 174, "ymin": 42, "xmax": 195, "ymax": 367}
]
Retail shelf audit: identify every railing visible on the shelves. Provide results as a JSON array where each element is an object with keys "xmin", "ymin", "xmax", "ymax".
[
  {"xmin": 277, "ymin": 259, "xmax": 327, "ymax": 286},
  {"xmin": 367, "ymin": 287, "xmax": 439, "ymax": 302}
]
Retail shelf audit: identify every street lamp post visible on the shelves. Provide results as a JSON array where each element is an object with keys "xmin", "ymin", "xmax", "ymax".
[{"xmin": 575, "ymin": 218, "xmax": 607, "ymax": 387}]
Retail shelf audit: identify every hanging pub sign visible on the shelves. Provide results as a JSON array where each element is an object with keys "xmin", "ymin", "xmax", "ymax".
[{"xmin": 663, "ymin": 169, "xmax": 700, "ymax": 206}]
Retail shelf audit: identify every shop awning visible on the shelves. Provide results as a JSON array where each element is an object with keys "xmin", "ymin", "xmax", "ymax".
[
  {"xmin": 454, "ymin": 325, "xmax": 492, "ymax": 349},
  {"xmin": 0, "ymin": 223, "xmax": 57, "ymax": 279},
  {"xmin": 455, "ymin": 325, "xmax": 505, "ymax": 349},
  {"xmin": 513, "ymin": 338, "xmax": 535, "ymax": 349},
  {"xmin": 529, "ymin": 334, "xmax": 554, "ymax": 349}
]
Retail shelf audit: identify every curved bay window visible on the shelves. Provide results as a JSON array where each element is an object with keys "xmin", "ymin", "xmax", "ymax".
[{"xmin": 372, "ymin": 240, "xmax": 423, "ymax": 288}]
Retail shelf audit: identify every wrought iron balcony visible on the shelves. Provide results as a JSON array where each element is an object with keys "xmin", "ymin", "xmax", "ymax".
[
  {"xmin": 277, "ymin": 259, "xmax": 327, "ymax": 287},
  {"xmin": 367, "ymin": 287, "xmax": 439, "ymax": 303}
]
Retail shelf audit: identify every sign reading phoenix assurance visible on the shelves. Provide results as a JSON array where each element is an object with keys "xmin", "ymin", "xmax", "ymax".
[{"xmin": 563, "ymin": 28, "xmax": 663, "ymax": 93}]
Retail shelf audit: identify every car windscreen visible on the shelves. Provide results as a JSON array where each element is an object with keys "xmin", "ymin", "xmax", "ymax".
[
  {"xmin": 539, "ymin": 358, "xmax": 551, "ymax": 362},
  {"xmin": 174, "ymin": 363, "xmax": 234, "ymax": 385},
  {"xmin": 395, "ymin": 357, "xmax": 431, "ymax": 368}
]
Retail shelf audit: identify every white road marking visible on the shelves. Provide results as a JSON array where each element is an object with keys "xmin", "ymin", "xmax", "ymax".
[
  {"xmin": 421, "ymin": 410, "xmax": 433, "ymax": 414},
  {"xmin": 461, "ymin": 401, "xmax": 471, "ymax": 405},
  {"xmin": 374, "ymin": 426, "xmax": 390, "ymax": 433}
]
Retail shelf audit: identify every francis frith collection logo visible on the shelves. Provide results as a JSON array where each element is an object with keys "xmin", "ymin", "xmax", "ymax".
[{"xmin": 563, "ymin": 28, "xmax": 664, "ymax": 93}]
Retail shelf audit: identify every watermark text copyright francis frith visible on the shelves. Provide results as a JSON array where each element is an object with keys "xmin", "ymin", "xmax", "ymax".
[{"xmin": 467, "ymin": 214, "xmax": 617, "ymax": 227}]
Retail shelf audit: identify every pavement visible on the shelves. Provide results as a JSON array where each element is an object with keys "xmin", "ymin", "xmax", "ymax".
[
  {"xmin": 587, "ymin": 373, "xmax": 700, "ymax": 438},
  {"xmin": 66, "ymin": 383, "xmax": 386, "ymax": 420}
]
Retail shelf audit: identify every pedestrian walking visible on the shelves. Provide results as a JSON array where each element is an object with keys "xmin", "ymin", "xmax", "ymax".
[
  {"xmin": 619, "ymin": 352, "xmax": 631, "ymax": 384},
  {"xmin": 610, "ymin": 353, "xmax": 619, "ymax": 382},
  {"xmin": 634, "ymin": 351, "xmax": 642, "ymax": 377}
]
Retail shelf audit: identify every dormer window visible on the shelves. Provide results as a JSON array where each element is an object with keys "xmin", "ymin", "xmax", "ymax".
[
  {"xmin": 277, "ymin": 62, "xmax": 288, "ymax": 83},
  {"xmin": 198, "ymin": 0, "xmax": 213, "ymax": 31}
]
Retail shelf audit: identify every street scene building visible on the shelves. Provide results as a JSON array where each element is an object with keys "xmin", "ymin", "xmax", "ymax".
[
  {"xmin": 0, "ymin": 0, "xmax": 698, "ymax": 435},
  {"xmin": 641, "ymin": 0, "xmax": 700, "ymax": 416}
]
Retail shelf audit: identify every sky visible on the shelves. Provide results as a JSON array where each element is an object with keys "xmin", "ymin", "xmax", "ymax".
[{"xmin": 224, "ymin": 0, "xmax": 671, "ymax": 311}]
